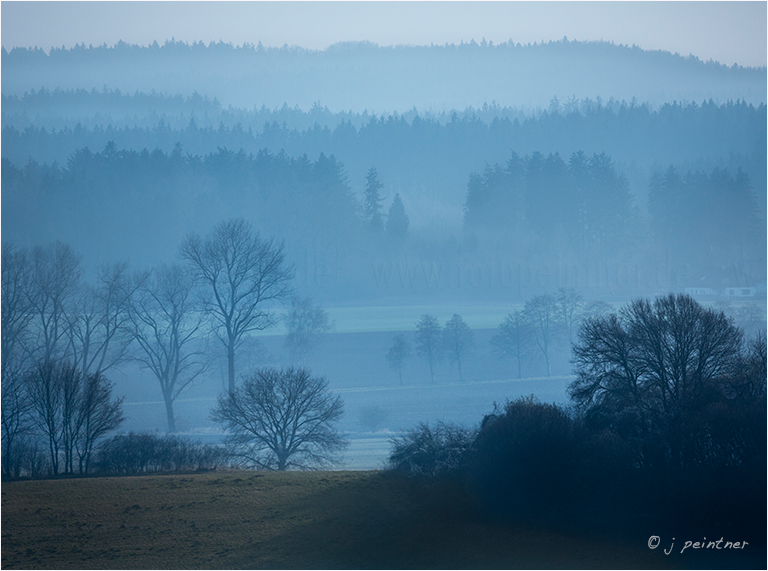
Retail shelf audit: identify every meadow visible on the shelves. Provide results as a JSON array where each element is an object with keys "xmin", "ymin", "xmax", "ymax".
[{"xmin": 2, "ymin": 470, "xmax": 672, "ymax": 569}]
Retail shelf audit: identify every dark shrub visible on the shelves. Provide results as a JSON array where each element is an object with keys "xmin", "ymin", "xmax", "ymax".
[
  {"xmin": 389, "ymin": 421, "xmax": 475, "ymax": 478},
  {"xmin": 469, "ymin": 396, "xmax": 580, "ymax": 520},
  {"xmin": 94, "ymin": 432, "xmax": 225, "ymax": 474}
]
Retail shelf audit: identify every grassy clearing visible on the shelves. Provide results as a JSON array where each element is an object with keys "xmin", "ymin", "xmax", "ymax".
[{"xmin": 2, "ymin": 470, "xmax": 670, "ymax": 569}]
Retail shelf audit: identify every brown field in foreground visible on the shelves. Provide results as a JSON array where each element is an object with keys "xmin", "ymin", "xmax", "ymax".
[{"xmin": 3, "ymin": 470, "xmax": 674, "ymax": 569}]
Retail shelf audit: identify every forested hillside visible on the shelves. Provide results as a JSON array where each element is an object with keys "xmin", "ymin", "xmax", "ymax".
[
  {"xmin": 3, "ymin": 39, "xmax": 765, "ymax": 110},
  {"xmin": 2, "ymin": 40, "xmax": 766, "ymax": 302},
  {"xmin": 3, "ymin": 98, "xmax": 766, "ymax": 225}
]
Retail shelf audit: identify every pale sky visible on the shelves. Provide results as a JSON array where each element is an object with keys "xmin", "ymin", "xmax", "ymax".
[{"xmin": 2, "ymin": 1, "xmax": 766, "ymax": 68}]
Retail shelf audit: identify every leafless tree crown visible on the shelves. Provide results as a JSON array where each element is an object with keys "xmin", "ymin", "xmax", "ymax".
[
  {"xmin": 212, "ymin": 367, "xmax": 346, "ymax": 470},
  {"xmin": 180, "ymin": 218, "xmax": 294, "ymax": 393}
]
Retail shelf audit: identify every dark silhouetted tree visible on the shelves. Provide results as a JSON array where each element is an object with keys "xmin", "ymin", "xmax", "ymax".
[
  {"xmin": 180, "ymin": 218, "xmax": 294, "ymax": 394},
  {"xmin": 212, "ymin": 367, "xmax": 347, "ymax": 470},
  {"xmin": 74, "ymin": 371, "xmax": 125, "ymax": 474},
  {"xmin": 128, "ymin": 265, "xmax": 207, "ymax": 433},
  {"xmin": 24, "ymin": 360, "xmax": 123, "ymax": 476},
  {"xmin": 386, "ymin": 193, "xmax": 409, "ymax": 240},
  {"xmin": 363, "ymin": 166, "xmax": 385, "ymax": 231},
  {"xmin": 1, "ymin": 372, "xmax": 31, "ymax": 478},
  {"xmin": 24, "ymin": 360, "xmax": 66, "ymax": 475},
  {"xmin": 570, "ymin": 293, "xmax": 749, "ymax": 470}
]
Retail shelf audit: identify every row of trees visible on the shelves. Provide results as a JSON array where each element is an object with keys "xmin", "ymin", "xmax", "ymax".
[
  {"xmin": 3, "ymin": 138, "xmax": 763, "ymax": 304},
  {"xmin": 1, "ymin": 218, "xmax": 298, "ymax": 477},
  {"xmin": 5, "ymin": 98, "xmax": 764, "ymax": 216},
  {"xmin": 386, "ymin": 314, "xmax": 475, "ymax": 384},
  {"xmin": 2, "ymin": 361, "xmax": 124, "ymax": 478},
  {"xmin": 464, "ymin": 151, "xmax": 764, "ymax": 276},
  {"xmin": 384, "ymin": 289, "xmax": 610, "ymax": 384},
  {"xmin": 2, "ymin": 242, "xmax": 131, "ymax": 476},
  {"xmin": 389, "ymin": 294, "xmax": 766, "ymax": 540}
]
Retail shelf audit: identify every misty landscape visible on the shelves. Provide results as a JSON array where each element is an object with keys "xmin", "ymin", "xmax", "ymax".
[{"xmin": 2, "ymin": 5, "xmax": 767, "ymax": 569}]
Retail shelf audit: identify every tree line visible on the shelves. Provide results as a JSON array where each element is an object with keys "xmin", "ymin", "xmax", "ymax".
[
  {"xmin": 4, "ymin": 139, "xmax": 763, "ymax": 303},
  {"xmin": 386, "ymin": 290, "xmax": 764, "ymax": 383},
  {"xmin": 464, "ymin": 151, "xmax": 763, "ymax": 272},
  {"xmin": 4, "ymin": 98, "xmax": 765, "ymax": 207},
  {"xmin": 384, "ymin": 290, "xmax": 602, "ymax": 383},
  {"xmin": 1, "ymin": 145, "xmax": 413, "ymax": 277},
  {"xmin": 4, "ymin": 38, "xmax": 763, "ymax": 113},
  {"xmin": 386, "ymin": 314, "xmax": 475, "ymax": 385}
]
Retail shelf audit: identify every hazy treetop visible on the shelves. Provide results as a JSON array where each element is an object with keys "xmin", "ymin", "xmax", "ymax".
[{"xmin": 2, "ymin": 2, "xmax": 765, "ymax": 67}]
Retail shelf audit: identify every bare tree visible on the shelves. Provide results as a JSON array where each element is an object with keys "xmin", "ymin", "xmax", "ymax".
[
  {"xmin": 67, "ymin": 262, "xmax": 135, "ymax": 378},
  {"xmin": 23, "ymin": 360, "xmax": 124, "ymax": 476},
  {"xmin": 27, "ymin": 242, "xmax": 83, "ymax": 363},
  {"xmin": 626, "ymin": 294, "xmax": 743, "ymax": 416},
  {"xmin": 570, "ymin": 293, "xmax": 746, "ymax": 469},
  {"xmin": 491, "ymin": 310, "xmax": 532, "ymax": 379},
  {"xmin": 74, "ymin": 372, "xmax": 125, "ymax": 474},
  {"xmin": 555, "ymin": 287, "xmax": 583, "ymax": 344},
  {"xmin": 524, "ymin": 294, "xmax": 558, "ymax": 377},
  {"xmin": 1, "ymin": 373, "xmax": 32, "ymax": 478},
  {"xmin": 212, "ymin": 367, "xmax": 347, "ymax": 470},
  {"xmin": 1, "ymin": 243, "xmax": 35, "ymax": 379},
  {"xmin": 180, "ymin": 219, "xmax": 294, "ymax": 394},
  {"xmin": 129, "ymin": 265, "xmax": 207, "ymax": 433},
  {"xmin": 442, "ymin": 314, "xmax": 474, "ymax": 382},
  {"xmin": 1, "ymin": 244, "xmax": 35, "ymax": 476},
  {"xmin": 386, "ymin": 333, "xmax": 411, "ymax": 385},
  {"xmin": 24, "ymin": 360, "xmax": 67, "ymax": 475},
  {"xmin": 415, "ymin": 314, "xmax": 442, "ymax": 383},
  {"xmin": 60, "ymin": 361, "xmax": 83, "ymax": 474},
  {"xmin": 284, "ymin": 297, "xmax": 332, "ymax": 365}
]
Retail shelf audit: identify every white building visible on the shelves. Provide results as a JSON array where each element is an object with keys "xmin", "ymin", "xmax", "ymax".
[{"xmin": 724, "ymin": 286, "xmax": 757, "ymax": 297}]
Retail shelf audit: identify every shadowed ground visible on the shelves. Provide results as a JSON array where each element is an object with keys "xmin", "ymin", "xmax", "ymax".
[{"xmin": 3, "ymin": 470, "xmax": 681, "ymax": 569}]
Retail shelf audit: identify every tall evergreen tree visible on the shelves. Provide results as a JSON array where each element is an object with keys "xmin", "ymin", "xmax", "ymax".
[
  {"xmin": 363, "ymin": 166, "xmax": 385, "ymax": 231},
  {"xmin": 386, "ymin": 193, "xmax": 409, "ymax": 240}
]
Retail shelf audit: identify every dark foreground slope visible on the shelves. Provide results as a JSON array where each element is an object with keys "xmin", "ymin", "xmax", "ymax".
[{"xmin": 2, "ymin": 470, "xmax": 678, "ymax": 570}]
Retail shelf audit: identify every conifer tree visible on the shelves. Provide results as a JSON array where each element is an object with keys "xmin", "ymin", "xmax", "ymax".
[
  {"xmin": 363, "ymin": 167, "xmax": 385, "ymax": 231},
  {"xmin": 386, "ymin": 193, "xmax": 409, "ymax": 240}
]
